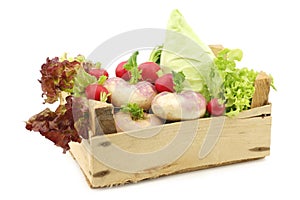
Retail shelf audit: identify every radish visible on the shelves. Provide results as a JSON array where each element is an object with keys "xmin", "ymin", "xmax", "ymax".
[
  {"xmin": 138, "ymin": 62, "xmax": 160, "ymax": 83},
  {"xmin": 151, "ymin": 71, "xmax": 206, "ymax": 121},
  {"xmin": 116, "ymin": 61, "xmax": 130, "ymax": 81},
  {"xmin": 207, "ymin": 98, "xmax": 225, "ymax": 116},
  {"xmin": 155, "ymin": 73, "xmax": 174, "ymax": 93},
  {"xmin": 85, "ymin": 84, "xmax": 109, "ymax": 102},
  {"xmin": 114, "ymin": 103, "xmax": 163, "ymax": 132},
  {"xmin": 85, "ymin": 75, "xmax": 110, "ymax": 102},
  {"xmin": 88, "ymin": 68, "xmax": 109, "ymax": 79}
]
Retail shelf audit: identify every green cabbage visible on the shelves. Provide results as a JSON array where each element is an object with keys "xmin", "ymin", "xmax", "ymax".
[
  {"xmin": 160, "ymin": 9, "xmax": 223, "ymax": 100},
  {"xmin": 160, "ymin": 9, "xmax": 273, "ymax": 116}
]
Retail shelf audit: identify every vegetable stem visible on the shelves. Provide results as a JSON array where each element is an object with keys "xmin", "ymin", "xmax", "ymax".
[
  {"xmin": 172, "ymin": 71, "xmax": 185, "ymax": 93},
  {"xmin": 100, "ymin": 92, "xmax": 111, "ymax": 102},
  {"xmin": 149, "ymin": 45, "xmax": 163, "ymax": 64},
  {"xmin": 123, "ymin": 51, "xmax": 141, "ymax": 84},
  {"xmin": 98, "ymin": 75, "xmax": 108, "ymax": 85},
  {"xmin": 121, "ymin": 103, "xmax": 144, "ymax": 120}
]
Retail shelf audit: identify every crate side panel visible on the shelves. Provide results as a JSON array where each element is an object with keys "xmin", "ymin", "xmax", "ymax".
[{"xmin": 77, "ymin": 115, "xmax": 271, "ymax": 188}]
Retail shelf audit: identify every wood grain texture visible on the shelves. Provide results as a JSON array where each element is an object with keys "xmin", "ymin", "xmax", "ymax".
[
  {"xmin": 88, "ymin": 100, "xmax": 116, "ymax": 136},
  {"xmin": 209, "ymin": 44, "xmax": 224, "ymax": 56},
  {"xmin": 70, "ymin": 104, "xmax": 271, "ymax": 188},
  {"xmin": 251, "ymin": 71, "xmax": 271, "ymax": 108}
]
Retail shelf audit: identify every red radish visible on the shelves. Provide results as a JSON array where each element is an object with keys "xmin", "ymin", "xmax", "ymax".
[
  {"xmin": 138, "ymin": 62, "xmax": 160, "ymax": 83},
  {"xmin": 155, "ymin": 73, "xmax": 174, "ymax": 93},
  {"xmin": 207, "ymin": 98, "xmax": 225, "ymax": 116},
  {"xmin": 88, "ymin": 68, "xmax": 109, "ymax": 79},
  {"xmin": 85, "ymin": 84, "xmax": 109, "ymax": 101},
  {"xmin": 116, "ymin": 61, "xmax": 130, "ymax": 81}
]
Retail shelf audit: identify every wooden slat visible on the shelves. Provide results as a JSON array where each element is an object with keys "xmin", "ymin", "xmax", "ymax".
[
  {"xmin": 88, "ymin": 100, "xmax": 116, "ymax": 136},
  {"xmin": 209, "ymin": 44, "xmax": 224, "ymax": 56},
  {"xmin": 237, "ymin": 104, "xmax": 271, "ymax": 119},
  {"xmin": 251, "ymin": 71, "xmax": 271, "ymax": 108},
  {"xmin": 70, "ymin": 104, "xmax": 271, "ymax": 188}
]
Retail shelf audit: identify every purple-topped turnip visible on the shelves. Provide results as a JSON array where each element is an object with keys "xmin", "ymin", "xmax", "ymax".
[
  {"xmin": 104, "ymin": 77, "xmax": 156, "ymax": 110},
  {"xmin": 151, "ymin": 71, "xmax": 206, "ymax": 121},
  {"xmin": 104, "ymin": 52, "xmax": 157, "ymax": 110},
  {"xmin": 114, "ymin": 103, "xmax": 163, "ymax": 132}
]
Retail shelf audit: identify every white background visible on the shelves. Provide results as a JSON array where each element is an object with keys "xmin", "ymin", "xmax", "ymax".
[{"xmin": 1, "ymin": 0, "xmax": 299, "ymax": 199}]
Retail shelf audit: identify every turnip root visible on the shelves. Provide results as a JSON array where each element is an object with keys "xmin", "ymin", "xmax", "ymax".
[
  {"xmin": 104, "ymin": 77, "xmax": 157, "ymax": 110},
  {"xmin": 114, "ymin": 111, "xmax": 163, "ymax": 132},
  {"xmin": 151, "ymin": 91, "xmax": 206, "ymax": 121}
]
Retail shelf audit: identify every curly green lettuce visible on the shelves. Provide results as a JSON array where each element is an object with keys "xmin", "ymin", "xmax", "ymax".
[{"xmin": 215, "ymin": 48, "xmax": 258, "ymax": 116}]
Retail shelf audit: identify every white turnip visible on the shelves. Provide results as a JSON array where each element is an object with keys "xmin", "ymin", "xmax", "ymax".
[
  {"xmin": 104, "ymin": 77, "xmax": 157, "ymax": 110},
  {"xmin": 114, "ymin": 111, "xmax": 163, "ymax": 132},
  {"xmin": 151, "ymin": 91, "xmax": 206, "ymax": 121},
  {"xmin": 114, "ymin": 103, "xmax": 163, "ymax": 132}
]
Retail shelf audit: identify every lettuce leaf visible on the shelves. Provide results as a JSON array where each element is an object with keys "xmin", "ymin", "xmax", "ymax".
[
  {"xmin": 39, "ymin": 57, "xmax": 81, "ymax": 104},
  {"xmin": 73, "ymin": 67, "xmax": 97, "ymax": 97},
  {"xmin": 25, "ymin": 96, "xmax": 82, "ymax": 153},
  {"xmin": 27, "ymin": 54, "xmax": 100, "ymax": 153},
  {"xmin": 39, "ymin": 54, "xmax": 101, "ymax": 104},
  {"xmin": 160, "ymin": 9, "xmax": 223, "ymax": 100},
  {"xmin": 215, "ymin": 48, "xmax": 258, "ymax": 116},
  {"xmin": 25, "ymin": 95, "xmax": 91, "ymax": 153}
]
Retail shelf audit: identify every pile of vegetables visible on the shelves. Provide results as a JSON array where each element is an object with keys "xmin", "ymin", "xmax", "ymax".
[{"xmin": 25, "ymin": 9, "xmax": 274, "ymax": 153}]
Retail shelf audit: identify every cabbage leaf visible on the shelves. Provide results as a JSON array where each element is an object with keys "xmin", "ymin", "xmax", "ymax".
[{"xmin": 160, "ymin": 9, "xmax": 223, "ymax": 100}]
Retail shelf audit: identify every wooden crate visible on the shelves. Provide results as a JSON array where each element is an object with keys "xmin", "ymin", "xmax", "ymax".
[
  {"xmin": 69, "ymin": 42, "xmax": 272, "ymax": 187},
  {"xmin": 69, "ymin": 70, "xmax": 272, "ymax": 188},
  {"xmin": 70, "ymin": 104, "xmax": 271, "ymax": 188}
]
